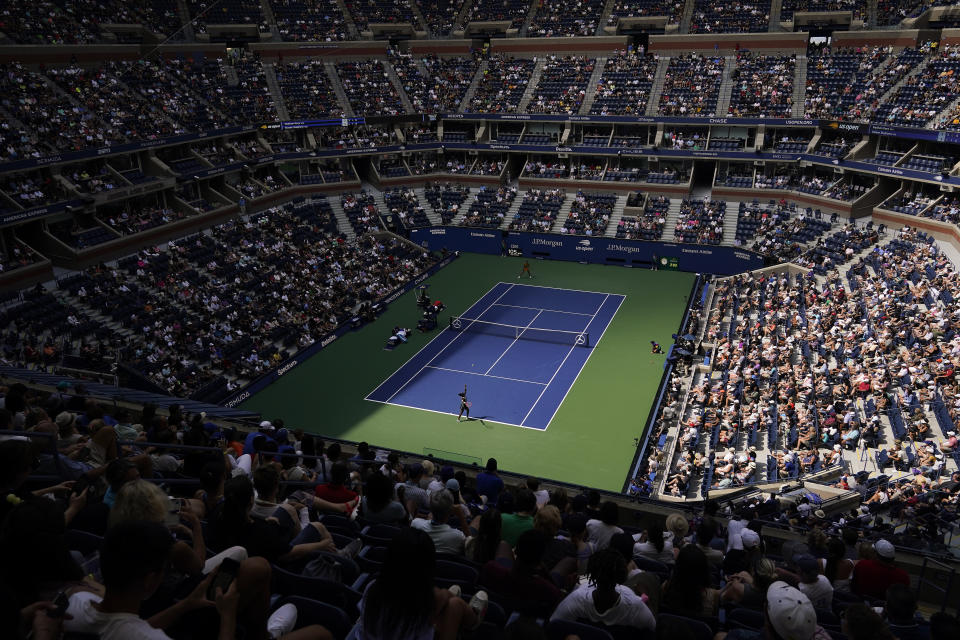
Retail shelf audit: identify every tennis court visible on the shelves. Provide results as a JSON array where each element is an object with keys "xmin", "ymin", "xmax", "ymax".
[
  {"xmin": 240, "ymin": 255, "xmax": 694, "ymax": 491},
  {"xmin": 366, "ymin": 283, "xmax": 625, "ymax": 430}
]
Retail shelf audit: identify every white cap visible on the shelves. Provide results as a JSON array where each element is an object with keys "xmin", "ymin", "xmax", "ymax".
[
  {"xmin": 259, "ymin": 420, "xmax": 275, "ymax": 431},
  {"xmin": 874, "ymin": 539, "xmax": 896, "ymax": 560},
  {"xmin": 766, "ymin": 581, "xmax": 817, "ymax": 640},
  {"xmin": 741, "ymin": 528, "xmax": 761, "ymax": 549}
]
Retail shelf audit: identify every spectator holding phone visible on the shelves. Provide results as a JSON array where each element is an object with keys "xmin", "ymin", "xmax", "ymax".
[
  {"xmin": 0, "ymin": 496, "xmax": 86, "ymax": 617},
  {"xmin": 65, "ymin": 520, "xmax": 232, "ymax": 639},
  {"xmin": 0, "ymin": 439, "xmax": 89, "ymax": 528},
  {"xmin": 71, "ymin": 486, "xmax": 331, "ymax": 639},
  {"xmin": 109, "ymin": 480, "xmax": 208, "ymax": 577},
  {"xmin": 209, "ymin": 476, "xmax": 357, "ymax": 568}
]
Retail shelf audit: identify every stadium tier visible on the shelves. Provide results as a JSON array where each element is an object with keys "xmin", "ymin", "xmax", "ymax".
[{"xmin": 3, "ymin": 5, "xmax": 960, "ymax": 640}]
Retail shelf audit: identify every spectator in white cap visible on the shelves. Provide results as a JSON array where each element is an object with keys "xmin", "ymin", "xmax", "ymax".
[
  {"xmin": 824, "ymin": 444, "xmax": 842, "ymax": 467},
  {"xmin": 241, "ymin": 421, "xmax": 276, "ymax": 455},
  {"xmin": 728, "ymin": 518, "xmax": 759, "ymax": 552},
  {"xmin": 766, "ymin": 581, "xmax": 830, "ymax": 640},
  {"xmin": 720, "ymin": 580, "xmax": 831, "ymax": 640},
  {"xmin": 740, "ymin": 528, "xmax": 761, "ymax": 551},
  {"xmin": 851, "ymin": 539, "xmax": 909, "ymax": 600},
  {"xmin": 941, "ymin": 430, "xmax": 957, "ymax": 454}
]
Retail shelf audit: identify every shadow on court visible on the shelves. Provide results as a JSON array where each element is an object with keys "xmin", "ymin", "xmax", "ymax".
[{"xmin": 463, "ymin": 416, "xmax": 492, "ymax": 428}]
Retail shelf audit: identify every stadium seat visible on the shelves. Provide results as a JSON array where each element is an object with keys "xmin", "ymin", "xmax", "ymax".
[
  {"xmin": 632, "ymin": 556, "xmax": 671, "ymax": 580},
  {"xmin": 360, "ymin": 523, "xmax": 402, "ymax": 547},
  {"xmin": 727, "ymin": 607, "xmax": 764, "ymax": 631},
  {"xmin": 270, "ymin": 565, "xmax": 363, "ymax": 619},
  {"xmin": 545, "ymin": 619, "xmax": 615, "ymax": 640},
  {"xmin": 657, "ymin": 613, "xmax": 714, "ymax": 640},
  {"xmin": 434, "ymin": 559, "xmax": 479, "ymax": 590}
]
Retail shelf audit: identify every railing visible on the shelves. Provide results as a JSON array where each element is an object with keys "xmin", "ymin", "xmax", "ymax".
[
  {"xmin": 918, "ymin": 555, "xmax": 956, "ymax": 612},
  {"xmin": 624, "ymin": 273, "xmax": 705, "ymax": 494}
]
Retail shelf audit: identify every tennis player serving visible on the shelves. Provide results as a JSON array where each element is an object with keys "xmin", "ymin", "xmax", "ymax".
[{"xmin": 457, "ymin": 385, "xmax": 471, "ymax": 422}]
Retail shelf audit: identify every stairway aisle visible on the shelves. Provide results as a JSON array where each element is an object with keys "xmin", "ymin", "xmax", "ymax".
[
  {"xmin": 661, "ymin": 198, "xmax": 687, "ymax": 242},
  {"xmin": 549, "ymin": 196, "xmax": 574, "ymax": 233},
  {"xmin": 644, "ymin": 57, "xmax": 671, "ymax": 116},
  {"xmin": 518, "ymin": 58, "xmax": 547, "ymax": 112},
  {"xmin": 330, "ymin": 195, "xmax": 357, "ymax": 240},
  {"xmin": 175, "ymin": 0, "xmax": 196, "ymax": 40},
  {"xmin": 579, "ymin": 57, "xmax": 608, "ymax": 115},
  {"xmin": 499, "ymin": 194, "xmax": 526, "ymax": 230},
  {"xmin": 324, "ymin": 61, "xmax": 355, "ymax": 117},
  {"xmin": 414, "ymin": 187, "xmax": 444, "ymax": 225},
  {"xmin": 714, "ymin": 55, "xmax": 737, "ymax": 117},
  {"xmin": 768, "ymin": 0, "xmax": 782, "ymax": 31},
  {"xmin": 792, "ymin": 54, "xmax": 807, "ymax": 117},
  {"xmin": 604, "ymin": 195, "xmax": 629, "ymax": 238},
  {"xmin": 262, "ymin": 63, "xmax": 290, "ymax": 122},
  {"xmin": 459, "ymin": 60, "xmax": 488, "ymax": 113},
  {"xmin": 720, "ymin": 200, "xmax": 740, "ymax": 246},
  {"xmin": 383, "ymin": 60, "xmax": 415, "ymax": 113}
]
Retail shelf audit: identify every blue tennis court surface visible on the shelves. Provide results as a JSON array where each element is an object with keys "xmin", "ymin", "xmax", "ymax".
[{"xmin": 366, "ymin": 282, "xmax": 625, "ymax": 430}]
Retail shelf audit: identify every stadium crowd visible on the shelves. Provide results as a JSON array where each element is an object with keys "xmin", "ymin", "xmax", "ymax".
[
  {"xmin": 0, "ymin": 386, "xmax": 958, "ymax": 639},
  {"xmin": 4, "ymin": 9, "xmax": 960, "ymax": 640}
]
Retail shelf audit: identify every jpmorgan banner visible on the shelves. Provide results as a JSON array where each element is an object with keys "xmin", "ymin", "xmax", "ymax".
[{"xmin": 409, "ymin": 227, "xmax": 765, "ymax": 274}]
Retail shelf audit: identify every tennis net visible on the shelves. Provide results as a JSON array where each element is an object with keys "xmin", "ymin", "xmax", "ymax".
[{"xmin": 449, "ymin": 316, "xmax": 590, "ymax": 347}]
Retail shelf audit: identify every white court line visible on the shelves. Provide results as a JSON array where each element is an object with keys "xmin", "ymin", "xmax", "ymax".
[
  {"xmin": 492, "ymin": 303, "xmax": 594, "ymax": 317},
  {"xmin": 499, "ymin": 281, "xmax": 618, "ymax": 297},
  {"xmin": 521, "ymin": 293, "xmax": 611, "ymax": 427},
  {"xmin": 426, "ymin": 365, "xmax": 547, "ymax": 385},
  {"xmin": 484, "ymin": 309, "xmax": 542, "ymax": 375},
  {"xmin": 542, "ymin": 294, "xmax": 626, "ymax": 428},
  {"xmin": 364, "ymin": 282, "xmax": 510, "ymax": 401},
  {"xmin": 365, "ymin": 397, "xmax": 545, "ymax": 431},
  {"xmin": 384, "ymin": 282, "xmax": 516, "ymax": 403}
]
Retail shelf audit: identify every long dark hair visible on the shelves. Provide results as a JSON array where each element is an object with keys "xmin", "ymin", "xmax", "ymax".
[
  {"xmin": 647, "ymin": 521, "xmax": 666, "ymax": 553},
  {"xmin": 0, "ymin": 498, "xmax": 83, "ymax": 608},
  {"xmin": 470, "ymin": 508, "xmax": 502, "ymax": 564},
  {"xmin": 364, "ymin": 470, "xmax": 395, "ymax": 514},
  {"xmin": 301, "ymin": 434, "xmax": 316, "ymax": 457},
  {"xmin": 588, "ymin": 548, "xmax": 628, "ymax": 594},
  {"xmin": 213, "ymin": 476, "xmax": 254, "ymax": 549},
  {"xmin": 362, "ymin": 528, "xmax": 436, "ymax": 639},
  {"xmin": 664, "ymin": 545, "xmax": 711, "ymax": 613},
  {"xmin": 824, "ymin": 537, "xmax": 846, "ymax": 583}
]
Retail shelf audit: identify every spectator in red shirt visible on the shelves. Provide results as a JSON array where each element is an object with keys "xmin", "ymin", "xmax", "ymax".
[
  {"xmin": 314, "ymin": 463, "xmax": 358, "ymax": 507},
  {"xmin": 851, "ymin": 540, "xmax": 909, "ymax": 600}
]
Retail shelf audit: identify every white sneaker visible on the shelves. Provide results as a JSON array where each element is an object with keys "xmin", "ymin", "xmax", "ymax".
[
  {"xmin": 337, "ymin": 537, "xmax": 363, "ymax": 559},
  {"xmin": 448, "ymin": 584, "xmax": 462, "ymax": 597},
  {"xmin": 267, "ymin": 603, "xmax": 298, "ymax": 639},
  {"xmin": 468, "ymin": 590, "xmax": 488, "ymax": 628}
]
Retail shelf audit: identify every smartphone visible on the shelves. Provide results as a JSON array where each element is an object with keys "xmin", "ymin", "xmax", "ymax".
[
  {"xmin": 47, "ymin": 591, "xmax": 69, "ymax": 618},
  {"xmin": 207, "ymin": 557, "xmax": 241, "ymax": 600},
  {"xmin": 164, "ymin": 497, "xmax": 182, "ymax": 527}
]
